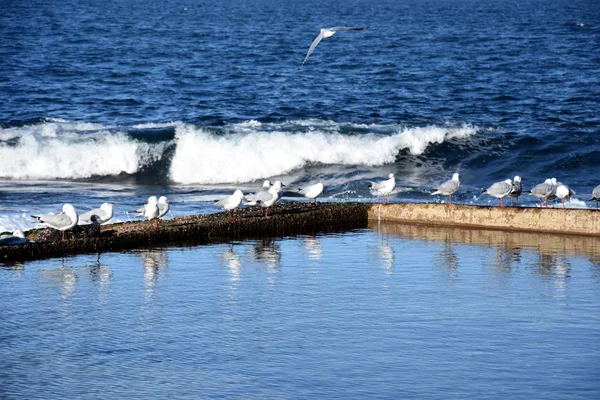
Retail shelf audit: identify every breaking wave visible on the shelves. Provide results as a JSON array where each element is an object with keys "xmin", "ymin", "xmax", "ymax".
[{"xmin": 0, "ymin": 119, "xmax": 480, "ymax": 183}]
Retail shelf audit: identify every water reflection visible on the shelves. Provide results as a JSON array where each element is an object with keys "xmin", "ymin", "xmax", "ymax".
[
  {"xmin": 302, "ymin": 236, "xmax": 323, "ymax": 261},
  {"xmin": 436, "ymin": 240, "xmax": 459, "ymax": 279},
  {"xmin": 377, "ymin": 241, "xmax": 395, "ymax": 274},
  {"xmin": 138, "ymin": 249, "xmax": 168, "ymax": 289},
  {"xmin": 39, "ymin": 258, "xmax": 78, "ymax": 300},
  {"xmin": 369, "ymin": 220, "xmax": 600, "ymax": 288},
  {"xmin": 249, "ymin": 238, "xmax": 281, "ymax": 272},
  {"xmin": 492, "ymin": 244, "xmax": 523, "ymax": 274},
  {"xmin": 533, "ymin": 252, "xmax": 571, "ymax": 294},
  {"xmin": 371, "ymin": 221, "xmax": 395, "ymax": 274},
  {"xmin": 88, "ymin": 253, "xmax": 113, "ymax": 289},
  {"xmin": 0, "ymin": 260, "xmax": 25, "ymax": 277},
  {"xmin": 221, "ymin": 244, "xmax": 242, "ymax": 283}
]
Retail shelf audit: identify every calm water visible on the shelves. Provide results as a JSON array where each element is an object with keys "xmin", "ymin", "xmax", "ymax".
[
  {"xmin": 1, "ymin": 225, "xmax": 599, "ymax": 399},
  {"xmin": 1, "ymin": 0, "xmax": 600, "ymax": 232}
]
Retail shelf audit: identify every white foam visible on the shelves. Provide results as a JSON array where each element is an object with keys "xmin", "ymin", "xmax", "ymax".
[
  {"xmin": 131, "ymin": 121, "xmax": 180, "ymax": 129},
  {"xmin": 0, "ymin": 213, "xmax": 36, "ymax": 233},
  {"xmin": 169, "ymin": 122, "xmax": 479, "ymax": 184},
  {"xmin": 0, "ymin": 121, "xmax": 164, "ymax": 180},
  {"xmin": 551, "ymin": 198, "xmax": 588, "ymax": 209}
]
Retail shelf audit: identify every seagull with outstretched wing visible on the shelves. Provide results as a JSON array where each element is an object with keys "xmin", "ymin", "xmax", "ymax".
[{"xmin": 301, "ymin": 26, "xmax": 368, "ymax": 67}]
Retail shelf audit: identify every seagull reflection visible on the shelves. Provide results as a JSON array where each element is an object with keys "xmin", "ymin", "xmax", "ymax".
[
  {"xmin": 221, "ymin": 244, "xmax": 242, "ymax": 282},
  {"xmin": 249, "ymin": 238, "xmax": 281, "ymax": 271},
  {"xmin": 493, "ymin": 244, "xmax": 523, "ymax": 273},
  {"xmin": 39, "ymin": 258, "xmax": 78, "ymax": 299},
  {"xmin": 302, "ymin": 236, "xmax": 323, "ymax": 261},
  {"xmin": 534, "ymin": 252, "xmax": 571, "ymax": 277},
  {"xmin": 589, "ymin": 254, "xmax": 600, "ymax": 278},
  {"xmin": 436, "ymin": 240, "xmax": 459, "ymax": 278},
  {"xmin": 0, "ymin": 261, "xmax": 25, "ymax": 277},
  {"xmin": 88, "ymin": 253, "xmax": 113, "ymax": 288},
  {"xmin": 378, "ymin": 241, "xmax": 395, "ymax": 274},
  {"xmin": 139, "ymin": 249, "xmax": 168, "ymax": 288}
]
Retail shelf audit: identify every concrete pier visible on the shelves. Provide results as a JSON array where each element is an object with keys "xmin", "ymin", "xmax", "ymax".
[
  {"xmin": 0, "ymin": 202, "xmax": 370, "ymax": 263},
  {"xmin": 3, "ymin": 201, "xmax": 599, "ymax": 263},
  {"xmin": 368, "ymin": 203, "xmax": 600, "ymax": 237}
]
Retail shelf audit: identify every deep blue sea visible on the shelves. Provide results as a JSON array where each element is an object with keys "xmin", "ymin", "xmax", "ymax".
[
  {"xmin": 1, "ymin": 0, "xmax": 600, "ymax": 230},
  {"xmin": 1, "ymin": 0, "xmax": 600, "ymax": 398}
]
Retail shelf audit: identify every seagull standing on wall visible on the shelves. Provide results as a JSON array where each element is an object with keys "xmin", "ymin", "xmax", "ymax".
[
  {"xmin": 431, "ymin": 173, "xmax": 460, "ymax": 205},
  {"xmin": 301, "ymin": 26, "xmax": 368, "ymax": 67},
  {"xmin": 369, "ymin": 173, "xmax": 396, "ymax": 203}
]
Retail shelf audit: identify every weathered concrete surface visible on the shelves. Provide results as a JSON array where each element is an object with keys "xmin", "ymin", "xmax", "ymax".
[
  {"xmin": 368, "ymin": 203, "xmax": 600, "ymax": 237},
  {"xmin": 370, "ymin": 220, "xmax": 600, "ymax": 258},
  {"xmin": 0, "ymin": 202, "xmax": 370, "ymax": 263}
]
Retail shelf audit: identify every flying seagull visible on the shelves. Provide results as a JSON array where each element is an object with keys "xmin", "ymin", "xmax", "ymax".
[{"xmin": 301, "ymin": 26, "xmax": 368, "ymax": 67}]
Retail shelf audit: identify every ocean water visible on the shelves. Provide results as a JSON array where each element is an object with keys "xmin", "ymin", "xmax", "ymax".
[
  {"xmin": 1, "ymin": 0, "xmax": 600, "ymax": 231},
  {"xmin": 1, "ymin": 1, "xmax": 600, "ymax": 397},
  {"xmin": 1, "ymin": 225, "xmax": 599, "ymax": 399}
]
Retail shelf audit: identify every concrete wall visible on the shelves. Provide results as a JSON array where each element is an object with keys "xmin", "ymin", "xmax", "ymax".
[{"xmin": 368, "ymin": 203, "xmax": 600, "ymax": 237}]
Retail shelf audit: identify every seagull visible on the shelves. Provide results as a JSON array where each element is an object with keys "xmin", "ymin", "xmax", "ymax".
[
  {"xmin": 298, "ymin": 182, "xmax": 324, "ymax": 205},
  {"xmin": 431, "ymin": 173, "xmax": 460, "ymax": 204},
  {"xmin": 158, "ymin": 196, "xmax": 170, "ymax": 219},
  {"xmin": 301, "ymin": 26, "xmax": 368, "ymax": 67},
  {"xmin": 31, "ymin": 203, "xmax": 79, "ymax": 241},
  {"xmin": 215, "ymin": 190, "xmax": 245, "ymax": 220},
  {"xmin": 369, "ymin": 173, "xmax": 396, "ymax": 203},
  {"xmin": 508, "ymin": 176, "xmax": 522, "ymax": 206},
  {"xmin": 244, "ymin": 180, "xmax": 272, "ymax": 206},
  {"xmin": 528, "ymin": 178, "xmax": 555, "ymax": 207},
  {"xmin": 555, "ymin": 183, "xmax": 575, "ymax": 209},
  {"xmin": 591, "ymin": 184, "xmax": 600, "ymax": 208},
  {"xmin": 129, "ymin": 196, "xmax": 160, "ymax": 229},
  {"xmin": 79, "ymin": 202, "xmax": 114, "ymax": 225},
  {"xmin": 245, "ymin": 181, "xmax": 284, "ymax": 218},
  {"xmin": 483, "ymin": 179, "xmax": 513, "ymax": 207},
  {"xmin": 0, "ymin": 230, "xmax": 27, "ymax": 246}
]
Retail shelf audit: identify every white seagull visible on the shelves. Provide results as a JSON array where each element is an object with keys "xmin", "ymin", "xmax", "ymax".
[
  {"xmin": 79, "ymin": 202, "xmax": 114, "ymax": 225},
  {"xmin": 508, "ymin": 176, "xmax": 522, "ymax": 206},
  {"xmin": 528, "ymin": 178, "xmax": 555, "ymax": 208},
  {"xmin": 158, "ymin": 196, "xmax": 170, "ymax": 219},
  {"xmin": 301, "ymin": 26, "xmax": 368, "ymax": 67},
  {"xmin": 244, "ymin": 180, "xmax": 272, "ymax": 206},
  {"xmin": 555, "ymin": 183, "xmax": 575, "ymax": 209},
  {"xmin": 245, "ymin": 181, "xmax": 284, "ymax": 218},
  {"xmin": 31, "ymin": 203, "xmax": 79, "ymax": 241},
  {"xmin": 483, "ymin": 179, "xmax": 513, "ymax": 207},
  {"xmin": 130, "ymin": 196, "xmax": 160, "ymax": 228},
  {"xmin": 0, "ymin": 230, "xmax": 27, "ymax": 246},
  {"xmin": 591, "ymin": 184, "xmax": 600, "ymax": 208},
  {"xmin": 369, "ymin": 173, "xmax": 396, "ymax": 203},
  {"xmin": 298, "ymin": 182, "xmax": 324, "ymax": 205},
  {"xmin": 215, "ymin": 190, "xmax": 245, "ymax": 220},
  {"xmin": 431, "ymin": 173, "xmax": 460, "ymax": 204}
]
